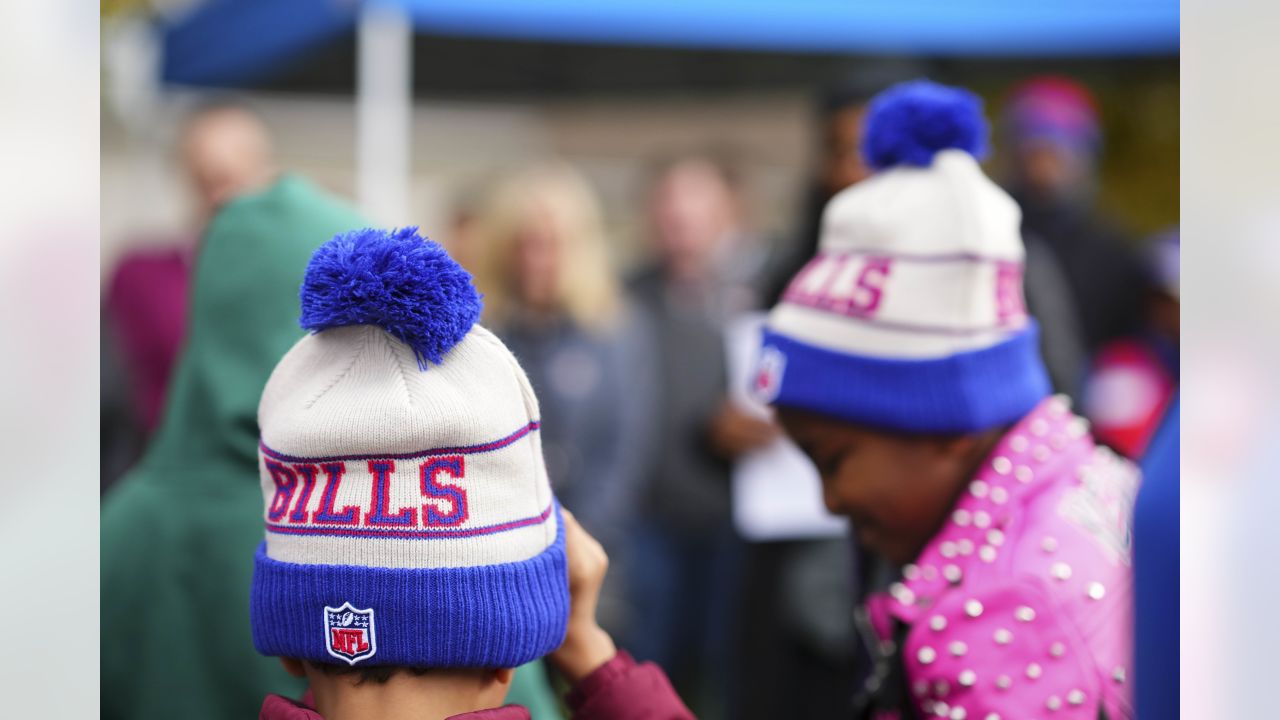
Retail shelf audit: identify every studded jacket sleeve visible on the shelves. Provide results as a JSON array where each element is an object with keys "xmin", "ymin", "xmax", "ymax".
[{"xmin": 902, "ymin": 577, "xmax": 1103, "ymax": 720}]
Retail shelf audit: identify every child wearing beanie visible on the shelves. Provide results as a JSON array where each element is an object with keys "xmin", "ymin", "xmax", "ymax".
[
  {"xmin": 756, "ymin": 80, "xmax": 1139, "ymax": 720},
  {"xmin": 251, "ymin": 227, "xmax": 692, "ymax": 720}
]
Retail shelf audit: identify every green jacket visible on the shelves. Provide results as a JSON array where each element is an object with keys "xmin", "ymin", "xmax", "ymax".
[{"xmin": 102, "ymin": 176, "xmax": 562, "ymax": 720}]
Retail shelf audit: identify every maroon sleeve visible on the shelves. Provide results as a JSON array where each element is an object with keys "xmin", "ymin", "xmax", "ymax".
[
  {"xmin": 566, "ymin": 651, "xmax": 696, "ymax": 720},
  {"xmin": 259, "ymin": 693, "xmax": 325, "ymax": 720}
]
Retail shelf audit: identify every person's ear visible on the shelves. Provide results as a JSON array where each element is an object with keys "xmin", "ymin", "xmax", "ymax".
[
  {"xmin": 279, "ymin": 657, "xmax": 306, "ymax": 678},
  {"xmin": 494, "ymin": 667, "xmax": 515, "ymax": 685}
]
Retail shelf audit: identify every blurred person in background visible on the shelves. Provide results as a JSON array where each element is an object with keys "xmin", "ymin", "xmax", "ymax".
[
  {"xmin": 101, "ymin": 174, "xmax": 365, "ymax": 720},
  {"xmin": 180, "ymin": 101, "xmax": 279, "ymax": 224},
  {"xmin": 1083, "ymin": 229, "xmax": 1179, "ymax": 459},
  {"xmin": 760, "ymin": 80, "xmax": 1139, "ymax": 720},
  {"xmin": 626, "ymin": 153, "xmax": 780, "ymax": 713},
  {"xmin": 102, "ymin": 173, "xmax": 562, "ymax": 719},
  {"xmin": 1001, "ymin": 76, "xmax": 1146, "ymax": 356},
  {"xmin": 101, "ymin": 101, "xmax": 277, "ymax": 491},
  {"xmin": 468, "ymin": 163, "xmax": 657, "ymax": 640},
  {"xmin": 439, "ymin": 180, "xmax": 486, "ymax": 274}
]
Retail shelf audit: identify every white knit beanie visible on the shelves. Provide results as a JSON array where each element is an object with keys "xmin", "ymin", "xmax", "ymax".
[
  {"xmin": 250, "ymin": 226, "xmax": 567, "ymax": 668},
  {"xmin": 758, "ymin": 80, "xmax": 1051, "ymax": 432}
]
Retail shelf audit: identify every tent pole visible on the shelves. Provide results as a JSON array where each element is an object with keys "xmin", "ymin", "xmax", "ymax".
[{"xmin": 356, "ymin": 1, "xmax": 412, "ymax": 223}]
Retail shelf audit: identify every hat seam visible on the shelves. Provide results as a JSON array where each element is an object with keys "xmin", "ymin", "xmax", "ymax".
[
  {"xmin": 384, "ymin": 330, "xmax": 416, "ymax": 409},
  {"xmin": 304, "ymin": 327, "xmax": 371, "ymax": 410}
]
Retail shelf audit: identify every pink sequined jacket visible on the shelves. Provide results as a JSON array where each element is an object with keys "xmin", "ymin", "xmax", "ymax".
[{"xmin": 863, "ymin": 396, "xmax": 1140, "ymax": 720}]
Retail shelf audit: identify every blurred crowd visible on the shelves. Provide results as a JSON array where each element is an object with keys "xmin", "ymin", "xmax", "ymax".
[{"xmin": 102, "ymin": 72, "xmax": 1177, "ymax": 720}]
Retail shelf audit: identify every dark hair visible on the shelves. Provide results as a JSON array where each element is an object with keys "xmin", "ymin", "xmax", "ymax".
[
  {"xmin": 816, "ymin": 61, "xmax": 933, "ymax": 117},
  {"xmin": 307, "ymin": 662, "xmax": 434, "ymax": 685}
]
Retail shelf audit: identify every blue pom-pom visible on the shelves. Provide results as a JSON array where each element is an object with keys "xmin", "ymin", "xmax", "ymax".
[
  {"xmin": 299, "ymin": 226, "xmax": 482, "ymax": 368},
  {"xmin": 862, "ymin": 79, "xmax": 989, "ymax": 170}
]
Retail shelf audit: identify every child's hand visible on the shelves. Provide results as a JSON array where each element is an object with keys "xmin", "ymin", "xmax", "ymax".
[{"xmin": 549, "ymin": 508, "xmax": 617, "ymax": 683}]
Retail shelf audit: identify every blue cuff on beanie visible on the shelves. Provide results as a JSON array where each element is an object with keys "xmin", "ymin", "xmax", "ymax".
[
  {"xmin": 251, "ymin": 505, "xmax": 568, "ymax": 669},
  {"xmin": 760, "ymin": 322, "xmax": 1051, "ymax": 434}
]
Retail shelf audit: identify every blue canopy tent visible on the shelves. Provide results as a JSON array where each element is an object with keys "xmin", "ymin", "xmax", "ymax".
[
  {"xmin": 163, "ymin": 0, "xmax": 1179, "ymax": 86},
  {"xmin": 159, "ymin": 0, "xmax": 1178, "ymax": 219}
]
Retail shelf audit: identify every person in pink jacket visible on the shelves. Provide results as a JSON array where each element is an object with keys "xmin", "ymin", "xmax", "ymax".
[
  {"xmin": 755, "ymin": 80, "xmax": 1139, "ymax": 720},
  {"xmin": 249, "ymin": 227, "xmax": 692, "ymax": 720}
]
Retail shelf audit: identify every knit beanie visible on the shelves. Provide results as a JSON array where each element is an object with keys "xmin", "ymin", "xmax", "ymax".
[
  {"xmin": 1002, "ymin": 76, "xmax": 1101, "ymax": 154},
  {"xmin": 250, "ymin": 227, "xmax": 567, "ymax": 669},
  {"xmin": 757, "ymin": 80, "xmax": 1051, "ymax": 433}
]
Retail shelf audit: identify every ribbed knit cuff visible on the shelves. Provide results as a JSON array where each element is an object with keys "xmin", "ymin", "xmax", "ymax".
[
  {"xmin": 760, "ymin": 322, "xmax": 1050, "ymax": 433},
  {"xmin": 250, "ymin": 508, "xmax": 568, "ymax": 669}
]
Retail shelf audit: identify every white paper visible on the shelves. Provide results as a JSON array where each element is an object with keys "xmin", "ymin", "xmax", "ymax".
[{"xmin": 726, "ymin": 313, "xmax": 849, "ymax": 541}]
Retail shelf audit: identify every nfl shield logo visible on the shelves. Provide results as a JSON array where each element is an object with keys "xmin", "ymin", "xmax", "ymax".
[
  {"xmin": 753, "ymin": 346, "xmax": 787, "ymax": 403},
  {"xmin": 324, "ymin": 602, "xmax": 377, "ymax": 665}
]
